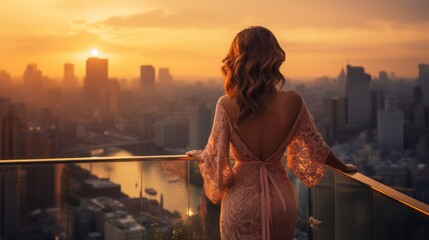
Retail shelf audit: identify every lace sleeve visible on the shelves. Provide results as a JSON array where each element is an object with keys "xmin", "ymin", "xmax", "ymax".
[
  {"xmin": 198, "ymin": 101, "xmax": 233, "ymax": 204},
  {"xmin": 286, "ymin": 101, "xmax": 330, "ymax": 187}
]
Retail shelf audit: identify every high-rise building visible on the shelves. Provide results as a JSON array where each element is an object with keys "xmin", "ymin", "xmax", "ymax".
[
  {"xmin": 17, "ymin": 127, "xmax": 58, "ymax": 212},
  {"xmin": 154, "ymin": 117, "xmax": 188, "ymax": 148},
  {"xmin": 140, "ymin": 65, "xmax": 155, "ymax": 88},
  {"xmin": 0, "ymin": 168, "xmax": 26, "ymax": 239},
  {"xmin": 0, "ymin": 98, "xmax": 10, "ymax": 158},
  {"xmin": 136, "ymin": 112, "xmax": 154, "ymax": 140},
  {"xmin": 1, "ymin": 102, "xmax": 26, "ymax": 159},
  {"xmin": 371, "ymin": 89, "xmax": 385, "ymax": 129},
  {"xmin": 378, "ymin": 97, "xmax": 404, "ymax": 150},
  {"xmin": 412, "ymin": 86, "xmax": 427, "ymax": 130},
  {"xmin": 418, "ymin": 64, "xmax": 429, "ymax": 105},
  {"xmin": 105, "ymin": 91, "xmax": 117, "ymax": 118},
  {"xmin": 346, "ymin": 65, "xmax": 372, "ymax": 129},
  {"xmin": 84, "ymin": 57, "xmax": 108, "ymax": 104},
  {"xmin": 337, "ymin": 68, "xmax": 346, "ymax": 95},
  {"xmin": 23, "ymin": 64, "xmax": 43, "ymax": 91},
  {"xmin": 158, "ymin": 68, "xmax": 172, "ymax": 83},
  {"xmin": 17, "ymin": 127, "xmax": 58, "ymax": 159},
  {"xmin": 0, "ymin": 70, "xmax": 11, "ymax": 86},
  {"xmin": 321, "ymin": 97, "xmax": 347, "ymax": 144},
  {"xmin": 188, "ymin": 103, "xmax": 214, "ymax": 149},
  {"xmin": 63, "ymin": 63, "xmax": 78, "ymax": 89},
  {"xmin": 23, "ymin": 165, "xmax": 56, "ymax": 211}
]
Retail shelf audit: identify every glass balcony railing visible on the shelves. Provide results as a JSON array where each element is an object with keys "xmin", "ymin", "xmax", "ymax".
[
  {"xmin": 309, "ymin": 166, "xmax": 429, "ymax": 240},
  {"xmin": 0, "ymin": 155, "xmax": 199, "ymax": 240},
  {"xmin": 1, "ymin": 156, "xmax": 428, "ymax": 240}
]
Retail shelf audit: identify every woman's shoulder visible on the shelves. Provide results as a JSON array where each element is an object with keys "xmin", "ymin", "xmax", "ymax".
[
  {"xmin": 217, "ymin": 95, "xmax": 232, "ymax": 106},
  {"xmin": 217, "ymin": 94, "xmax": 234, "ymax": 109},
  {"xmin": 278, "ymin": 90, "xmax": 303, "ymax": 109},
  {"xmin": 217, "ymin": 95, "xmax": 237, "ymax": 117}
]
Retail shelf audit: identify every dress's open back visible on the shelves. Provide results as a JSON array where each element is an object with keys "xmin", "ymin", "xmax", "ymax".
[{"xmin": 198, "ymin": 95, "xmax": 330, "ymax": 240}]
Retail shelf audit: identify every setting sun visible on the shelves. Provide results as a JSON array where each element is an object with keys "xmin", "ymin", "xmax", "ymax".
[{"xmin": 91, "ymin": 49, "xmax": 99, "ymax": 57}]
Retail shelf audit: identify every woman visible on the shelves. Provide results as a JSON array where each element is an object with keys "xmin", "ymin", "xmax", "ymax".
[{"xmin": 187, "ymin": 26, "xmax": 357, "ymax": 240}]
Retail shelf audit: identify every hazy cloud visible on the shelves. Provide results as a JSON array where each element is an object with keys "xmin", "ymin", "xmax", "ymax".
[
  {"xmin": 89, "ymin": 0, "xmax": 429, "ymax": 30},
  {"xmin": 101, "ymin": 8, "xmax": 249, "ymax": 29},
  {"xmin": 0, "ymin": 0, "xmax": 428, "ymax": 78},
  {"xmin": 13, "ymin": 31, "xmax": 134, "ymax": 54}
]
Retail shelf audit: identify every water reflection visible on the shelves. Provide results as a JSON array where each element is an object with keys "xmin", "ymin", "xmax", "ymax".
[{"xmin": 79, "ymin": 148, "xmax": 202, "ymax": 217}]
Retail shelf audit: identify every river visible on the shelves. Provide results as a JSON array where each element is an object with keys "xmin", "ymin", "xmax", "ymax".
[{"xmin": 78, "ymin": 148, "xmax": 202, "ymax": 218}]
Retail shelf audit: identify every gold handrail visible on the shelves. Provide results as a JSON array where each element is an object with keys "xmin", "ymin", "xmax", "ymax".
[
  {"xmin": 0, "ymin": 155, "xmax": 195, "ymax": 165},
  {"xmin": 328, "ymin": 165, "xmax": 429, "ymax": 217},
  {"xmin": 1, "ymin": 155, "xmax": 428, "ymax": 217}
]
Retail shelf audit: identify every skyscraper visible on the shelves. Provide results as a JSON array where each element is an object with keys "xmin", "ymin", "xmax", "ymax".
[
  {"xmin": 23, "ymin": 64, "xmax": 43, "ymax": 91},
  {"xmin": 337, "ymin": 68, "xmax": 346, "ymax": 95},
  {"xmin": 140, "ymin": 65, "xmax": 155, "ymax": 88},
  {"xmin": 418, "ymin": 64, "xmax": 429, "ymax": 105},
  {"xmin": 378, "ymin": 97, "xmax": 404, "ymax": 150},
  {"xmin": 188, "ymin": 103, "xmax": 214, "ymax": 149},
  {"xmin": 154, "ymin": 118, "xmax": 188, "ymax": 148},
  {"xmin": 63, "ymin": 63, "xmax": 78, "ymax": 89},
  {"xmin": 158, "ymin": 68, "xmax": 173, "ymax": 83},
  {"xmin": 1, "ymin": 102, "xmax": 26, "ymax": 159},
  {"xmin": 411, "ymin": 86, "xmax": 427, "ymax": 130},
  {"xmin": 105, "ymin": 91, "xmax": 117, "ymax": 118},
  {"xmin": 0, "ymin": 70, "xmax": 11, "ymax": 86},
  {"xmin": 321, "ymin": 97, "xmax": 347, "ymax": 144},
  {"xmin": 346, "ymin": 65, "xmax": 372, "ymax": 129},
  {"xmin": 0, "ymin": 167, "xmax": 26, "ymax": 239},
  {"xmin": 84, "ymin": 57, "xmax": 108, "ymax": 104}
]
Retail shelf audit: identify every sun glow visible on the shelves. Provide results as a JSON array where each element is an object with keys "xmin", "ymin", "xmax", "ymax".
[{"xmin": 91, "ymin": 49, "xmax": 99, "ymax": 57}]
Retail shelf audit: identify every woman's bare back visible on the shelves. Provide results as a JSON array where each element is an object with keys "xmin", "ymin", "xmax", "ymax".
[
  {"xmin": 193, "ymin": 90, "xmax": 331, "ymax": 240},
  {"xmin": 218, "ymin": 90, "xmax": 303, "ymax": 160}
]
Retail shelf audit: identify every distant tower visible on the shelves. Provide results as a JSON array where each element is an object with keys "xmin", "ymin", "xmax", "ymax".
[
  {"xmin": 23, "ymin": 64, "xmax": 43, "ymax": 90},
  {"xmin": 0, "ymin": 70, "xmax": 11, "ymax": 86},
  {"xmin": 0, "ymin": 102, "xmax": 26, "ymax": 159},
  {"xmin": 188, "ymin": 103, "xmax": 214, "ymax": 149},
  {"xmin": 158, "ymin": 68, "xmax": 173, "ymax": 83},
  {"xmin": 0, "ymin": 168, "xmax": 27, "ymax": 238},
  {"xmin": 105, "ymin": 91, "xmax": 117, "ymax": 117},
  {"xmin": 411, "ymin": 86, "xmax": 427, "ymax": 130},
  {"xmin": 154, "ymin": 118, "xmax": 188, "ymax": 148},
  {"xmin": 140, "ymin": 65, "xmax": 155, "ymax": 88},
  {"xmin": 378, "ymin": 96, "xmax": 404, "ymax": 150},
  {"xmin": 84, "ymin": 57, "xmax": 108, "ymax": 104},
  {"xmin": 63, "ymin": 63, "xmax": 78, "ymax": 89},
  {"xmin": 321, "ymin": 97, "xmax": 347, "ymax": 144},
  {"xmin": 378, "ymin": 70, "xmax": 390, "ymax": 89},
  {"xmin": 346, "ymin": 65, "xmax": 372, "ymax": 129},
  {"xmin": 418, "ymin": 64, "xmax": 429, "ymax": 105},
  {"xmin": 413, "ymin": 85, "xmax": 424, "ymax": 104},
  {"xmin": 337, "ymin": 67, "xmax": 346, "ymax": 95}
]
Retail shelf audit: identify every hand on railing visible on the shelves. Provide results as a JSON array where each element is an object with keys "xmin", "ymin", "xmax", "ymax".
[
  {"xmin": 186, "ymin": 150, "xmax": 203, "ymax": 160},
  {"xmin": 343, "ymin": 163, "xmax": 358, "ymax": 173}
]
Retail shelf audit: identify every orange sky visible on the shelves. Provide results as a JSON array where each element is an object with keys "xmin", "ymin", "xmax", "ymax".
[{"xmin": 0, "ymin": 0, "xmax": 428, "ymax": 80}]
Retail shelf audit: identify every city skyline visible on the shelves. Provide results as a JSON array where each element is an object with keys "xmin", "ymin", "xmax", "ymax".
[{"xmin": 0, "ymin": 0, "xmax": 428, "ymax": 79}]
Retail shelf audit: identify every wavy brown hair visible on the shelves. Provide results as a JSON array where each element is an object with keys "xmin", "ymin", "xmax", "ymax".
[{"xmin": 222, "ymin": 26, "xmax": 286, "ymax": 126}]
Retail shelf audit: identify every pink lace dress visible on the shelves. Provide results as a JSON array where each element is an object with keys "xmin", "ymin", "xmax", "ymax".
[{"xmin": 197, "ymin": 98, "xmax": 330, "ymax": 240}]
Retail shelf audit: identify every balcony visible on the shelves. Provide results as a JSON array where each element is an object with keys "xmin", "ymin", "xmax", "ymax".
[{"xmin": 0, "ymin": 155, "xmax": 428, "ymax": 240}]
